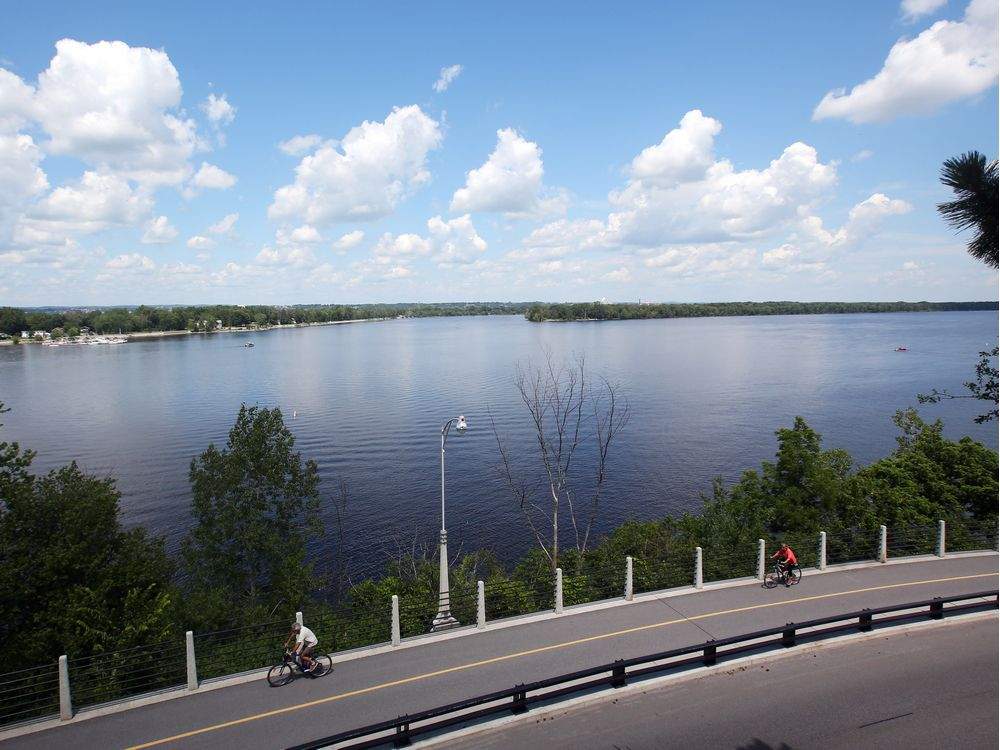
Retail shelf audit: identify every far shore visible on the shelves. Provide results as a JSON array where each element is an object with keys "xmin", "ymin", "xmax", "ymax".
[
  {"xmin": 2, "ymin": 316, "xmax": 392, "ymax": 345},
  {"xmin": 126, "ymin": 316, "xmax": 391, "ymax": 341}
]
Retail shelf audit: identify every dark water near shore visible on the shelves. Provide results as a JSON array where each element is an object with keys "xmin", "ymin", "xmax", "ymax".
[{"xmin": 1, "ymin": 311, "xmax": 996, "ymax": 575}]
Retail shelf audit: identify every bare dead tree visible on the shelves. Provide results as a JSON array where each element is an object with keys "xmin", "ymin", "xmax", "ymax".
[
  {"xmin": 330, "ymin": 478, "xmax": 350, "ymax": 596},
  {"xmin": 491, "ymin": 350, "xmax": 630, "ymax": 572}
]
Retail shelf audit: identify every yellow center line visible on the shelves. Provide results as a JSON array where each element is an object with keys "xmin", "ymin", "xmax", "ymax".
[{"xmin": 125, "ymin": 572, "xmax": 997, "ymax": 749}]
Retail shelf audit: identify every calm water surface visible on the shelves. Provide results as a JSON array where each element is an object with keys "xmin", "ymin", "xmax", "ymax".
[{"xmin": 1, "ymin": 312, "xmax": 996, "ymax": 574}]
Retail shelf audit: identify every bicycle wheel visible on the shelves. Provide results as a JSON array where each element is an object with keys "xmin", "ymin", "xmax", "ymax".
[
  {"xmin": 267, "ymin": 661, "xmax": 293, "ymax": 687},
  {"xmin": 763, "ymin": 571, "xmax": 779, "ymax": 589},
  {"xmin": 788, "ymin": 566, "xmax": 802, "ymax": 585},
  {"xmin": 311, "ymin": 654, "xmax": 333, "ymax": 677}
]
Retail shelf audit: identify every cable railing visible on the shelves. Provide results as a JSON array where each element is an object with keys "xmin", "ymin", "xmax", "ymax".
[
  {"xmin": 484, "ymin": 577, "xmax": 554, "ymax": 621},
  {"xmin": 1, "ymin": 518, "xmax": 995, "ymax": 729},
  {"xmin": 950, "ymin": 518, "xmax": 999, "ymax": 553},
  {"xmin": 194, "ymin": 618, "xmax": 290, "ymax": 682},
  {"xmin": 68, "ymin": 639, "xmax": 188, "ymax": 711},
  {"xmin": 0, "ymin": 663, "xmax": 61, "ymax": 726},
  {"xmin": 632, "ymin": 545, "xmax": 696, "ymax": 594},
  {"xmin": 825, "ymin": 526, "xmax": 879, "ymax": 565}
]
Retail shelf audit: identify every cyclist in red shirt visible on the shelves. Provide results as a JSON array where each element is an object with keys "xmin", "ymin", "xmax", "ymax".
[{"xmin": 771, "ymin": 543, "xmax": 798, "ymax": 586}]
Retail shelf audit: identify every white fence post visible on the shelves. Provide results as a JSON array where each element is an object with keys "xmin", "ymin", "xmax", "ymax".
[
  {"xmin": 937, "ymin": 520, "xmax": 946, "ymax": 558},
  {"xmin": 878, "ymin": 525, "xmax": 888, "ymax": 563},
  {"xmin": 555, "ymin": 568, "xmax": 563, "ymax": 613},
  {"xmin": 295, "ymin": 610, "xmax": 303, "ymax": 627},
  {"xmin": 694, "ymin": 547, "xmax": 703, "ymax": 590},
  {"xmin": 477, "ymin": 580, "xmax": 486, "ymax": 629},
  {"xmin": 819, "ymin": 531, "xmax": 827, "ymax": 571},
  {"xmin": 756, "ymin": 539, "xmax": 765, "ymax": 580},
  {"xmin": 185, "ymin": 631, "xmax": 198, "ymax": 691},
  {"xmin": 625, "ymin": 556, "xmax": 634, "ymax": 601},
  {"xmin": 391, "ymin": 595, "xmax": 401, "ymax": 646},
  {"xmin": 58, "ymin": 655, "xmax": 72, "ymax": 721}
]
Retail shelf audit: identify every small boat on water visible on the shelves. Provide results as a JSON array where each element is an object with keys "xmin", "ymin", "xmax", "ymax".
[
  {"xmin": 895, "ymin": 346, "xmax": 908, "ymax": 352},
  {"xmin": 245, "ymin": 342, "xmax": 255, "ymax": 348}
]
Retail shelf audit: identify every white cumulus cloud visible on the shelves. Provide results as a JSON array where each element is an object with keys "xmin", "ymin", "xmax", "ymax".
[
  {"xmin": 372, "ymin": 232, "xmax": 432, "ymax": 260},
  {"xmin": 202, "ymin": 93, "xmax": 236, "ymax": 125},
  {"xmin": 141, "ymin": 215, "xmax": 178, "ymax": 244},
  {"xmin": 187, "ymin": 235, "xmax": 215, "ymax": 250},
  {"xmin": 0, "ymin": 133, "xmax": 48, "ymax": 228},
  {"xmin": 278, "ymin": 134, "xmax": 324, "ymax": 156},
  {"xmin": 332, "ymin": 229, "xmax": 365, "ymax": 252},
  {"xmin": 31, "ymin": 39, "xmax": 201, "ymax": 186},
  {"xmin": 450, "ymin": 128, "xmax": 562, "ymax": 217},
  {"xmin": 23, "ymin": 170, "xmax": 152, "ymax": 240},
  {"xmin": 814, "ymin": 0, "xmax": 998, "ymax": 123},
  {"xmin": 604, "ymin": 111, "xmax": 838, "ymax": 246},
  {"xmin": 427, "ymin": 214, "xmax": 487, "ymax": 265},
  {"xmin": 628, "ymin": 109, "xmax": 721, "ymax": 187},
  {"xmin": 901, "ymin": 0, "xmax": 948, "ymax": 22},
  {"xmin": 191, "ymin": 162, "xmax": 237, "ymax": 190},
  {"xmin": 0, "ymin": 69, "xmax": 36, "ymax": 134},
  {"xmin": 269, "ymin": 105, "xmax": 442, "ymax": 225},
  {"xmin": 433, "ymin": 64, "xmax": 463, "ymax": 93},
  {"xmin": 105, "ymin": 252, "xmax": 155, "ymax": 271},
  {"xmin": 208, "ymin": 212, "xmax": 239, "ymax": 235}
]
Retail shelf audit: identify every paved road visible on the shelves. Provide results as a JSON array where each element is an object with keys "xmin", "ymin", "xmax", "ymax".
[
  {"xmin": 3, "ymin": 555, "xmax": 996, "ymax": 750},
  {"xmin": 448, "ymin": 615, "xmax": 999, "ymax": 749}
]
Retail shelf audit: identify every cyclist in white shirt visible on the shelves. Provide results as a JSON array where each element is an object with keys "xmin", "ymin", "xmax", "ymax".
[{"xmin": 285, "ymin": 622, "xmax": 319, "ymax": 673}]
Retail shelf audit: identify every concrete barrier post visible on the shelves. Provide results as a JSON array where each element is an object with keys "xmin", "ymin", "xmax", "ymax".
[
  {"xmin": 555, "ymin": 568, "xmax": 563, "ymax": 613},
  {"xmin": 295, "ymin": 611, "xmax": 303, "ymax": 627},
  {"xmin": 477, "ymin": 580, "xmax": 486, "ymax": 629},
  {"xmin": 694, "ymin": 546, "xmax": 703, "ymax": 590},
  {"xmin": 185, "ymin": 631, "xmax": 198, "ymax": 691},
  {"xmin": 625, "ymin": 556, "xmax": 634, "ymax": 601},
  {"xmin": 878, "ymin": 525, "xmax": 888, "ymax": 563},
  {"xmin": 391, "ymin": 595, "xmax": 401, "ymax": 646},
  {"xmin": 58, "ymin": 655, "xmax": 72, "ymax": 721},
  {"xmin": 756, "ymin": 539, "xmax": 765, "ymax": 580},
  {"xmin": 937, "ymin": 520, "xmax": 946, "ymax": 558},
  {"xmin": 819, "ymin": 531, "xmax": 827, "ymax": 571}
]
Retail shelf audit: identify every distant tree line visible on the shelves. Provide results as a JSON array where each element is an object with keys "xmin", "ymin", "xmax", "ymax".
[
  {"xmin": 0, "ymin": 302, "xmax": 534, "ymax": 337},
  {"xmin": 525, "ymin": 300, "xmax": 997, "ymax": 322}
]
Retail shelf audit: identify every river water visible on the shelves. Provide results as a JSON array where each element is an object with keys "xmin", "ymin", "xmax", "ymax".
[{"xmin": 1, "ymin": 311, "xmax": 995, "ymax": 575}]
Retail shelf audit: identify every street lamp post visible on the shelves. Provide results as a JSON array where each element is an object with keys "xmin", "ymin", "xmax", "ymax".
[{"xmin": 432, "ymin": 415, "xmax": 467, "ymax": 631}]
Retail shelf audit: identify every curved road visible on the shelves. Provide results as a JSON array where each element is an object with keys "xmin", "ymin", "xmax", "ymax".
[
  {"xmin": 444, "ymin": 616, "xmax": 998, "ymax": 749},
  {"xmin": 2, "ymin": 554, "xmax": 996, "ymax": 750}
]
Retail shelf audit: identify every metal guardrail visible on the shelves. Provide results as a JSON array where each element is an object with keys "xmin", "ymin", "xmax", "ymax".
[{"xmin": 287, "ymin": 589, "xmax": 999, "ymax": 750}]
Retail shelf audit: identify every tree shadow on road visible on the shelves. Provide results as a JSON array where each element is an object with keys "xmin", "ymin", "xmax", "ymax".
[{"xmin": 736, "ymin": 739, "xmax": 796, "ymax": 750}]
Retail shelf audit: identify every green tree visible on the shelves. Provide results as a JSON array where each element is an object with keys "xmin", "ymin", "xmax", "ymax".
[
  {"xmin": 181, "ymin": 404, "xmax": 322, "ymax": 628},
  {"xmin": 857, "ymin": 409, "xmax": 998, "ymax": 522},
  {"xmin": 937, "ymin": 151, "xmax": 998, "ymax": 268},
  {"xmin": 0, "ymin": 308, "xmax": 27, "ymax": 336},
  {"xmin": 918, "ymin": 347, "xmax": 998, "ymax": 424},
  {"xmin": 0, "ymin": 404, "xmax": 176, "ymax": 670}
]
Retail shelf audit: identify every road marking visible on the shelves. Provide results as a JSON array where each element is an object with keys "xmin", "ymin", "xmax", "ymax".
[{"xmin": 125, "ymin": 572, "xmax": 996, "ymax": 749}]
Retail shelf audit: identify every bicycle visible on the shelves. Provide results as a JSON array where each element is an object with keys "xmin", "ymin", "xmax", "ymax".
[
  {"xmin": 267, "ymin": 650, "xmax": 333, "ymax": 686},
  {"xmin": 763, "ymin": 561, "xmax": 802, "ymax": 588}
]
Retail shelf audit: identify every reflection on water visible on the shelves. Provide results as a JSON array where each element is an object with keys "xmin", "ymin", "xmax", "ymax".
[{"xmin": 1, "ymin": 311, "xmax": 995, "ymax": 574}]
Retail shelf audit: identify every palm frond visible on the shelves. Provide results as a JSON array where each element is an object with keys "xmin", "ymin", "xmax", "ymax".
[{"xmin": 936, "ymin": 151, "xmax": 999, "ymax": 269}]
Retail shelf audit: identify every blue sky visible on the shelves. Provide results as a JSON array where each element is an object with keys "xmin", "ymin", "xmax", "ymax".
[{"xmin": 1, "ymin": 0, "xmax": 997, "ymax": 305}]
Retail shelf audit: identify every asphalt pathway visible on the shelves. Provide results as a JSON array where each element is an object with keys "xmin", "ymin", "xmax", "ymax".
[
  {"xmin": 448, "ymin": 615, "xmax": 999, "ymax": 749},
  {"xmin": 3, "ymin": 554, "xmax": 996, "ymax": 750}
]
